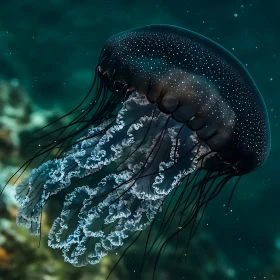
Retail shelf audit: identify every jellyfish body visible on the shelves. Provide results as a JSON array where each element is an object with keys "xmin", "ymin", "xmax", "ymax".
[
  {"xmin": 14, "ymin": 25, "xmax": 270, "ymax": 275},
  {"xmin": 100, "ymin": 24, "xmax": 270, "ymax": 173}
]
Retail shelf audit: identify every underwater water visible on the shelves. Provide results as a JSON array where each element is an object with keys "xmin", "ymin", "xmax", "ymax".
[{"xmin": 0, "ymin": 1, "xmax": 278, "ymax": 280}]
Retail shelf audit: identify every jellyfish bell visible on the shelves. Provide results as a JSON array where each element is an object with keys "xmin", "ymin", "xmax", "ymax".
[
  {"xmin": 7, "ymin": 24, "xmax": 270, "ymax": 278},
  {"xmin": 99, "ymin": 24, "xmax": 270, "ymax": 174}
]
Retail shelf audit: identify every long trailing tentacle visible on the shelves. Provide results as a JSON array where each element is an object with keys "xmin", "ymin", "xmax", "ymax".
[
  {"xmin": 151, "ymin": 168, "xmax": 236, "ymax": 280},
  {"xmin": 1, "ymin": 67, "xmax": 123, "ymax": 195}
]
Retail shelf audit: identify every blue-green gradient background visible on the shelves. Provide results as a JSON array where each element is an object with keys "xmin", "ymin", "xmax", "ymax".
[{"xmin": 0, "ymin": 0, "xmax": 278, "ymax": 279}]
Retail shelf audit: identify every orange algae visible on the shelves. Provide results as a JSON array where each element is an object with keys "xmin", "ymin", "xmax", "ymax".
[{"xmin": 0, "ymin": 247, "xmax": 13, "ymax": 268}]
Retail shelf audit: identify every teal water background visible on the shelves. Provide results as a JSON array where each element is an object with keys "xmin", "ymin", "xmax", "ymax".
[{"xmin": 0, "ymin": 1, "xmax": 279, "ymax": 279}]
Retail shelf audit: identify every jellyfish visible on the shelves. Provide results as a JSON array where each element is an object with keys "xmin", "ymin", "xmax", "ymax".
[{"xmin": 11, "ymin": 25, "xmax": 270, "ymax": 276}]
